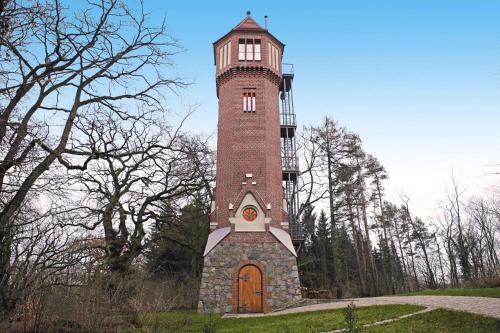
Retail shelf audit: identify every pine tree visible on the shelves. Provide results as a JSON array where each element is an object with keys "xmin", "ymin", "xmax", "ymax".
[
  {"xmin": 145, "ymin": 195, "xmax": 210, "ymax": 278},
  {"xmin": 297, "ymin": 206, "xmax": 318, "ymax": 289},
  {"xmin": 316, "ymin": 210, "xmax": 332, "ymax": 290}
]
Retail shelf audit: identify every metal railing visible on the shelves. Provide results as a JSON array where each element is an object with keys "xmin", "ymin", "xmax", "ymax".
[
  {"xmin": 279, "ymin": 63, "xmax": 304, "ymax": 243},
  {"xmin": 289, "ymin": 221, "xmax": 304, "ymax": 241},
  {"xmin": 280, "ymin": 113, "xmax": 296, "ymax": 127},
  {"xmin": 282, "ymin": 63, "xmax": 294, "ymax": 75},
  {"xmin": 282, "ymin": 156, "xmax": 299, "ymax": 172}
]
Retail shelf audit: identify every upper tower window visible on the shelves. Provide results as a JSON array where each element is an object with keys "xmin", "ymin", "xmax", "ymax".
[
  {"xmin": 268, "ymin": 43, "xmax": 280, "ymax": 71},
  {"xmin": 219, "ymin": 42, "xmax": 232, "ymax": 70},
  {"xmin": 238, "ymin": 39, "xmax": 261, "ymax": 61}
]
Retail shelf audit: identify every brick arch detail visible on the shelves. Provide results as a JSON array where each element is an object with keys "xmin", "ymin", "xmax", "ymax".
[{"xmin": 231, "ymin": 260, "xmax": 270, "ymax": 313}]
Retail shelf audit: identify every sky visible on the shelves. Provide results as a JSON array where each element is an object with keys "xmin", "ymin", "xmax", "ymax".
[{"xmin": 142, "ymin": 1, "xmax": 500, "ymax": 219}]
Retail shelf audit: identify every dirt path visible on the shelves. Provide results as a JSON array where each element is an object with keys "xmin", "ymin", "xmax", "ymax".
[{"xmin": 227, "ymin": 296, "xmax": 500, "ymax": 319}]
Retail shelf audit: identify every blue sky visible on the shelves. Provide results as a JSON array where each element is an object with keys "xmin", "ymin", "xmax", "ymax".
[{"xmin": 144, "ymin": 1, "xmax": 500, "ymax": 218}]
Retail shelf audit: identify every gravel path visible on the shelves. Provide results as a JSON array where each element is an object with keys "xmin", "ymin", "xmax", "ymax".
[
  {"xmin": 226, "ymin": 296, "xmax": 500, "ymax": 319},
  {"xmin": 275, "ymin": 296, "xmax": 500, "ymax": 319}
]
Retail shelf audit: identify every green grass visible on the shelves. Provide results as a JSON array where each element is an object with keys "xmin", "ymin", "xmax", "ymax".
[
  {"xmin": 364, "ymin": 308, "xmax": 500, "ymax": 332},
  {"xmin": 133, "ymin": 304, "xmax": 423, "ymax": 333},
  {"xmin": 396, "ymin": 287, "xmax": 500, "ymax": 298}
]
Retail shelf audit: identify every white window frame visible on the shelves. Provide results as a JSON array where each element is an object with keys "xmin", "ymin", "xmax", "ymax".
[
  {"xmin": 255, "ymin": 41, "xmax": 261, "ymax": 61},
  {"xmin": 238, "ymin": 40, "xmax": 246, "ymax": 60},
  {"xmin": 238, "ymin": 38, "xmax": 261, "ymax": 61},
  {"xmin": 246, "ymin": 43, "xmax": 254, "ymax": 60},
  {"xmin": 274, "ymin": 47, "xmax": 279, "ymax": 71},
  {"xmin": 219, "ymin": 47, "xmax": 223, "ymax": 69},
  {"xmin": 223, "ymin": 44, "xmax": 227, "ymax": 67},
  {"xmin": 268, "ymin": 43, "xmax": 280, "ymax": 70},
  {"xmin": 219, "ymin": 42, "xmax": 232, "ymax": 69}
]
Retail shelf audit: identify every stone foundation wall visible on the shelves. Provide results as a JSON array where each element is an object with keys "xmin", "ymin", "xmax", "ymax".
[{"xmin": 198, "ymin": 240, "xmax": 301, "ymax": 313}]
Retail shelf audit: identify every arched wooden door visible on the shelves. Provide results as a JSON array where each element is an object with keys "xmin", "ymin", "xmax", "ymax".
[{"xmin": 238, "ymin": 265, "xmax": 263, "ymax": 313}]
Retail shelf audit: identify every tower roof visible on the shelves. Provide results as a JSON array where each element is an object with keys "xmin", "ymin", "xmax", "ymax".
[
  {"xmin": 213, "ymin": 12, "xmax": 284, "ymax": 48},
  {"xmin": 233, "ymin": 14, "xmax": 266, "ymax": 31}
]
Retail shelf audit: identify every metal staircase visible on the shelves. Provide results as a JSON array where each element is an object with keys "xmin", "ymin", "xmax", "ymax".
[{"xmin": 279, "ymin": 63, "xmax": 304, "ymax": 245}]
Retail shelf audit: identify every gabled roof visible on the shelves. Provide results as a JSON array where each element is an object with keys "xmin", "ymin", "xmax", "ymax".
[
  {"xmin": 233, "ymin": 15, "xmax": 265, "ymax": 31},
  {"xmin": 213, "ymin": 13, "xmax": 284, "ymax": 48}
]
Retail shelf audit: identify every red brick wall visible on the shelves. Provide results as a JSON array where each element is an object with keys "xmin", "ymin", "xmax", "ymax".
[{"xmin": 214, "ymin": 30, "xmax": 286, "ymax": 236}]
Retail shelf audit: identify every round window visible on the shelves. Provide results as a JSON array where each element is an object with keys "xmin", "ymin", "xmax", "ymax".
[{"xmin": 242, "ymin": 207, "xmax": 258, "ymax": 222}]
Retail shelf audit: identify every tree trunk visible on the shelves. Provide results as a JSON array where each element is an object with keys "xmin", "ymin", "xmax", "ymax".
[
  {"xmin": 434, "ymin": 234, "xmax": 446, "ymax": 286},
  {"xmin": 0, "ymin": 232, "xmax": 12, "ymax": 317},
  {"xmin": 325, "ymin": 128, "xmax": 340, "ymax": 296}
]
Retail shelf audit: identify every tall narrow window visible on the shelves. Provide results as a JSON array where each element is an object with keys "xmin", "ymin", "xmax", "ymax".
[
  {"xmin": 247, "ymin": 93, "xmax": 252, "ymax": 111},
  {"xmin": 246, "ymin": 39, "xmax": 254, "ymax": 60},
  {"xmin": 268, "ymin": 42, "xmax": 272, "ymax": 65},
  {"xmin": 255, "ymin": 40, "xmax": 261, "ymax": 61},
  {"xmin": 219, "ymin": 47, "xmax": 223, "ymax": 70},
  {"xmin": 268, "ymin": 43, "xmax": 280, "ymax": 70},
  {"xmin": 219, "ymin": 42, "xmax": 232, "ymax": 69},
  {"xmin": 272, "ymin": 45, "xmax": 276, "ymax": 68},
  {"xmin": 274, "ymin": 46, "xmax": 279, "ymax": 71},
  {"xmin": 238, "ymin": 39, "xmax": 245, "ymax": 60},
  {"xmin": 243, "ymin": 92, "xmax": 256, "ymax": 112},
  {"xmin": 222, "ymin": 44, "xmax": 227, "ymax": 67}
]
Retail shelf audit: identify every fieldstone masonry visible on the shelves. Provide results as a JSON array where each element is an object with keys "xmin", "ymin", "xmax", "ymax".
[{"xmin": 198, "ymin": 240, "xmax": 301, "ymax": 313}]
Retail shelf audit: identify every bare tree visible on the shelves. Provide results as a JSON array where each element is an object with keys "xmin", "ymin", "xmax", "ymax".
[
  {"xmin": 296, "ymin": 125, "xmax": 328, "ymax": 218},
  {"xmin": 467, "ymin": 197, "xmax": 499, "ymax": 278},
  {"xmin": 0, "ymin": 0, "xmax": 184, "ymax": 315},
  {"xmin": 61, "ymin": 109, "xmax": 214, "ymax": 273},
  {"xmin": 444, "ymin": 175, "xmax": 471, "ymax": 281}
]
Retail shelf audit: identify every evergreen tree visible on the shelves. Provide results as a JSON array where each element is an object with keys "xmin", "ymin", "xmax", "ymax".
[
  {"xmin": 297, "ymin": 206, "xmax": 318, "ymax": 289},
  {"xmin": 316, "ymin": 210, "xmax": 332, "ymax": 290},
  {"xmin": 145, "ymin": 195, "xmax": 210, "ymax": 278}
]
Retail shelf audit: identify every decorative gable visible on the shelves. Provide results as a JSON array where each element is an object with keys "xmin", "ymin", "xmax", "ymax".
[{"xmin": 229, "ymin": 192, "xmax": 271, "ymax": 232}]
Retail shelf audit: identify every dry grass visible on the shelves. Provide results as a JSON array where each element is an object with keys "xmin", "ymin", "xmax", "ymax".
[{"xmin": 2, "ymin": 271, "xmax": 200, "ymax": 333}]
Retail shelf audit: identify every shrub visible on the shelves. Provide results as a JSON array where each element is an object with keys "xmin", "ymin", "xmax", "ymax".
[{"xmin": 343, "ymin": 301, "xmax": 361, "ymax": 333}]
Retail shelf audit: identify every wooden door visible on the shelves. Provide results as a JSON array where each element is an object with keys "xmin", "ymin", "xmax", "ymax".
[{"xmin": 238, "ymin": 265, "xmax": 263, "ymax": 313}]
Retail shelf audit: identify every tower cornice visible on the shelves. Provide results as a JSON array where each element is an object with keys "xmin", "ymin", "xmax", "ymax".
[{"xmin": 215, "ymin": 66, "xmax": 281, "ymax": 97}]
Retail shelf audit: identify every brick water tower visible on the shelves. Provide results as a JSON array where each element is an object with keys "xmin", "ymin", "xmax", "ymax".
[{"xmin": 198, "ymin": 12, "xmax": 302, "ymax": 314}]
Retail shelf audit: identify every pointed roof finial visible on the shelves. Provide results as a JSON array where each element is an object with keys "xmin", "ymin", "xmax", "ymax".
[{"xmin": 246, "ymin": 10, "xmax": 251, "ymax": 16}]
